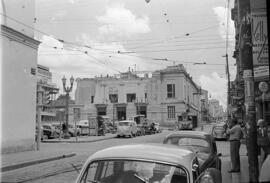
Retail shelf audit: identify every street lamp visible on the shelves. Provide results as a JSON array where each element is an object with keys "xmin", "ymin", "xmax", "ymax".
[{"xmin": 62, "ymin": 75, "xmax": 74, "ymax": 139}]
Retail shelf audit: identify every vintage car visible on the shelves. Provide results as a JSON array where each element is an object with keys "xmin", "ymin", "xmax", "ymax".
[
  {"xmin": 211, "ymin": 123, "xmax": 227, "ymax": 140},
  {"xmin": 42, "ymin": 123, "xmax": 61, "ymax": 139},
  {"xmin": 76, "ymin": 144, "xmax": 222, "ymax": 183},
  {"xmin": 163, "ymin": 131, "xmax": 222, "ymax": 172},
  {"xmin": 116, "ymin": 120, "xmax": 137, "ymax": 138},
  {"xmin": 136, "ymin": 124, "xmax": 146, "ymax": 136}
]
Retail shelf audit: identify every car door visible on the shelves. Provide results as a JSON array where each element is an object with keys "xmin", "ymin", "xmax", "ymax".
[{"xmin": 199, "ymin": 137, "xmax": 221, "ymax": 171}]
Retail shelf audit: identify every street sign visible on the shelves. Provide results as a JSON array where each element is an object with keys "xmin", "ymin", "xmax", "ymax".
[
  {"xmin": 74, "ymin": 108, "xmax": 80, "ymax": 121},
  {"xmin": 243, "ymin": 70, "xmax": 253, "ymax": 78},
  {"xmin": 251, "ymin": 12, "xmax": 268, "ymax": 66},
  {"xmin": 259, "ymin": 81, "xmax": 268, "ymax": 93},
  {"xmin": 254, "ymin": 66, "xmax": 269, "ymax": 78}
]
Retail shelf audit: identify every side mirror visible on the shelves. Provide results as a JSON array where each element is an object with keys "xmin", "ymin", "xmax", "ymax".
[{"xmin": 217, "ymin": 153, "xmax": 222, "ymax": 157}]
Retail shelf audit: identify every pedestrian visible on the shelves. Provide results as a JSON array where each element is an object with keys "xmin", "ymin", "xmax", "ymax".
[
  {"xmin": 257, "ymin": 119, "xmax": 270, "ymax": 163},
  {"xmin": 226, "ymin": 118, "xmax": 243, "ymax": 173}
]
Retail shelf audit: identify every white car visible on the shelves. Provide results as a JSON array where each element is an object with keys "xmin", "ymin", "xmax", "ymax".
[
  {"xmin": 116, "ymin": 120, "xmax": 137, "ymax": 138},
  {"xmin": 76, "ymin": 144, "xmax": 222, "ymax": 183}
]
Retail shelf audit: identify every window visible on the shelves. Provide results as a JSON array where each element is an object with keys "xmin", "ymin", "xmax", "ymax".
[
  {"xmin": 145, "ymin": 93, "xmax": 147, "ymax": 99},
  {"xmin": 79, "ymin": 160, "xmax": 187, "ymax": 183},
  {"xmin": 167, "ymin": 84, "xmax": 175, "ymax": 98},
  {"xmin": 91, "ymin": 96, "xmax": 94, "ymax": 103},
  {"xmin": 127, "ymin": 93, "xmax": 136, "ymax": 102},
  {"xmin": 109, "ymin": 94, "xmax": 118, "ymax": 103},
  {"xmin": 168, "ymin": 106, "xmax": 175, "ymax": 119}
]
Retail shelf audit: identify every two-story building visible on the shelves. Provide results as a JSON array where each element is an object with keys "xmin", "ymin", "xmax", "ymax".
[
  {"xmin": 73, "ymin": 71, "xmax": 149, "ymax": 122},
  {"xmin": 148, "ymin": 65, "xmax": 201, "ymax": 127},
  {"xmin": 74, "ymin": 64, "xmax": 203, "ymax": 128}
]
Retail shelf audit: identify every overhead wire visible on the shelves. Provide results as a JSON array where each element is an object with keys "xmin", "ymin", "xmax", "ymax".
[{"xmin": 1, "ymin": 12, "xmax": 234, "ymax": 69}]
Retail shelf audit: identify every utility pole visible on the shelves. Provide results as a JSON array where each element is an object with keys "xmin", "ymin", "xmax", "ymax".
[
  {"xmin": 241, "ymin": 1, "xmax": 259, "ymax": 180},
  {"xmin": 36, "ymin": 85, "xmax": 43, "ymax": 150},
  {"xmin": 225, "ymin": 54, "xmax": 231, "ymax": 120}
]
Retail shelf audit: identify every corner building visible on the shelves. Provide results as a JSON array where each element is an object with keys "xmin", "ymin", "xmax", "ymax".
[{"xmin": 74, "ymin": 65, "xmax": 204, "ymax": 128}]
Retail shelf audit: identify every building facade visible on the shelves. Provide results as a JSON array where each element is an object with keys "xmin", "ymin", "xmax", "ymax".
[
  {"xmin": 74, "ymin": 65, "xmax": 203, "ymax": 128},
  {"xmin": 231, "ymin": 0, "xmax": 269, "ymax": 124},
  {"xmin": 37, "ymin": 65, "xmax": 59, "ymax": 123},
  {"xmin": 1, "ymin": 0, "xmax": 40, "ymax": 153}
]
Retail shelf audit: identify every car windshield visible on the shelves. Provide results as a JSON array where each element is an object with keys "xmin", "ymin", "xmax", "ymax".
[
  {"xmin": 118, "ymin": 122, "xmax": 130, "ymax": 126},
  {"xmin": 79, "ymin": 160, "xmax": 187, "ymax": 183},
  {"xmin": 213, "ymin": 126, "xmax": 225, "ymax": 130},
  {"xmin": 165, "ymin": 137, "xmax": 210, "ymax": 154}
]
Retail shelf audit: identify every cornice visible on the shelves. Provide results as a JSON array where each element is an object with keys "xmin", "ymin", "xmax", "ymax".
[{"xmin": 1, "ymin": 25, "xmax": 40, "ymax": 49}]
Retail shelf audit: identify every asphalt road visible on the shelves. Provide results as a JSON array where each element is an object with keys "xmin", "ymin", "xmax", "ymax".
[{"xmin": 1, "ymin": 128, "xmax": 248, "ymax": 183}]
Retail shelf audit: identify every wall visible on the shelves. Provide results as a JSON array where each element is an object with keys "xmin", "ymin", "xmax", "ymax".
[
  {"xmin": 75, "ymin": 79, "xmax": 96, "ymax": 105},
  {"xmin": 1, "ymin": 27, "xmax": 39, "ymax": 153},
  {"xmin": 1, "ymin": 0, "xmax": 39, "ymax": 153}
]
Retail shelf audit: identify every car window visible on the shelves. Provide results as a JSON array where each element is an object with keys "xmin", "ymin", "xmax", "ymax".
[
  {"xmin": 118, "ymin": 122, "xmax": 130, "ymax": 126},
  {"xmin": 79, "ymin": 160, "xmax": 188, "ymax": 183},
  {"xmin": 213, "ymin": 126, "xmax": 224, "ymax": 130}
]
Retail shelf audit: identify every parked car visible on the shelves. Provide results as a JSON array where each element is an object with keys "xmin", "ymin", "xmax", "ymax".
[
  {"xmin": 116, "ymin": 120, "xmax": 137, "ymax": 138},
  {"xmin": 68, "ymin": 124, "xmax": 80, "ymax": 137},
  {"xmin": 75, "ymin": 144, "xmax": 222, "ymax": 183},
  {"xmin": 211, "ymin": 123, "xmax": 227, "ymax": 140},
  {"xmin": 163, "ymin": 130, "xmax": 222, "ymax": 172},
  {"xmin": 153, "ymin": 122, "xmax": 161, "ymax": 133},
  {"xmin": 142, "ymin": 122, "xmax": 154, "ymax": 135},
  {"xmin": 42, "ymin": 123, "xmax": 60, "ymax": 139},
  {"xmin": 136, "ymin": 124, "xmax": 145, "ymax": 136}
]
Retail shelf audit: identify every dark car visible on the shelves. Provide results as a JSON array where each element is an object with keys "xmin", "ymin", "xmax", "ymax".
[
  {"xmin": 163, "ymin": 130, "xmax": 222, "ymax": 172},
  {"xmin": 42, "ymin": 124, "xmax": 61, "ymax": 139},
  {"xmin": 142, "ymin": 122, "xmax": 154, "ymax": 135}
]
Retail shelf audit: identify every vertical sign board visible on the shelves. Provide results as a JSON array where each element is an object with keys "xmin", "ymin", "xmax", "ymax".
[{"xmin": 252, "ymin": 11, "xmax": 269, "ymax": 78}]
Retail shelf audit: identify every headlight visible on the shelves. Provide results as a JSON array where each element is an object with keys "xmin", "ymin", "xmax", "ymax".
[{"xmin": 200, "ymin": 174, "xmax": 214, "ymax": 183}]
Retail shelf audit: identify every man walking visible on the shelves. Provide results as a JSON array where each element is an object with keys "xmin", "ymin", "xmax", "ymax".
[{"xmin": 226, "ymin": 118, "xmax": 243, "ymax": 173}]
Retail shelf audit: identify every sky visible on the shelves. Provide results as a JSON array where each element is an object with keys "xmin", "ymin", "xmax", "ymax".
[{"xmin": 35, "ymin": 0, "xmax": 236, "ymax": 108}]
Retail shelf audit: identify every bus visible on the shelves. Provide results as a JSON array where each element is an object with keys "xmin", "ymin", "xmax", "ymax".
[{"xmin": 176, "ymin": 112, "xmax": 195, "ymax": 130}]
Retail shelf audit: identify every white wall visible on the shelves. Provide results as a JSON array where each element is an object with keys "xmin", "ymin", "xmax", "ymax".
[
  {"xmin": 2, "ymin": 0, "xmax": 35, "ymax": 37},
  {"xmin": 1, "ymin": 33, "xmax": 37, "ymax": 153},
  {"xmin": 1, "ymin": 0, "xmax": 38, "ymax": 153}
]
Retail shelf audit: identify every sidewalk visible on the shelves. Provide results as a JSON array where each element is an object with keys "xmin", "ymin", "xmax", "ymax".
[
  {"xmin": 1, "ymin": 133, "xmax": 116, "ymax": 172},
  {"xmin": 42, "ymin": 133, "xmax": 116, "ymax": 143}
]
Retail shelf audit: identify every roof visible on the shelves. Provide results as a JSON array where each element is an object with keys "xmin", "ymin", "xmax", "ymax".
[
  {"xmin": 118, "ymin": 120, "xmax": 135, "ymax": 123},
  {"xmin": 85, "ymin": 144, "xmax": 194, "ymax": 167},
  {"xmin": 164, "ymin": 130, "xmax": 211, "ymax": 140}
]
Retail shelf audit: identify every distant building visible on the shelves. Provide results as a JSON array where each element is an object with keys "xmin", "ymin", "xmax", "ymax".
[
  {"xmin": 148, "ymin": 65, "xmax": 201, "ymax": 127},
  {"xmin": 37, "ymin": 65, "xmax": 59, "ymax": 122},
  {"xmin": 209, "ymin": 99, "xmax": 224, "ymax": 121},
  {"xmin": 1, "ymin": 0, "xmax": 40, "ymax": 153},
  {"xmin": 74, "ymin": 64, "xmax": 204, "ymax": 128}
]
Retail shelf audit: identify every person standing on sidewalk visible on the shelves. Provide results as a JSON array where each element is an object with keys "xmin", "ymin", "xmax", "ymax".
[
  {"xmin": 257, "ymin": 119, "xmax": 270, "ymax": 163},
  {"xmin": 226, "ymin": 118, "xmax": 243, "ymax": 173}
]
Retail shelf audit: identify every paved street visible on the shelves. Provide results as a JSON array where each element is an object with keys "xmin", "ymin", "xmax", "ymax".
[{"xmin": 1, "ymin": 127, "xmax": 249, "ymax": 183}]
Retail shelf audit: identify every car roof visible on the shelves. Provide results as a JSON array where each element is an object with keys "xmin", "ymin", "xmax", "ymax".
[
  {"xmin": 164, "ymin": 130, "xmax": 211, "ymax": 140},
  {"xmin": 85, "ymin": 144, "xmax": 194, "ymax": 167},
  {"xmin": 118, "ymin": 120, "xmax": 135, "ymax": 123}
]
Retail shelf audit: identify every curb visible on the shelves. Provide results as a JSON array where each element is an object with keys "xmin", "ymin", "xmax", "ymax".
[
  {"xmin": 42, "ymin": 135, "xmax": 116, "ymax": 143},
  {"xmin": 1, "ymin": 153, "xmax": 76, "ymax": 172}
]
